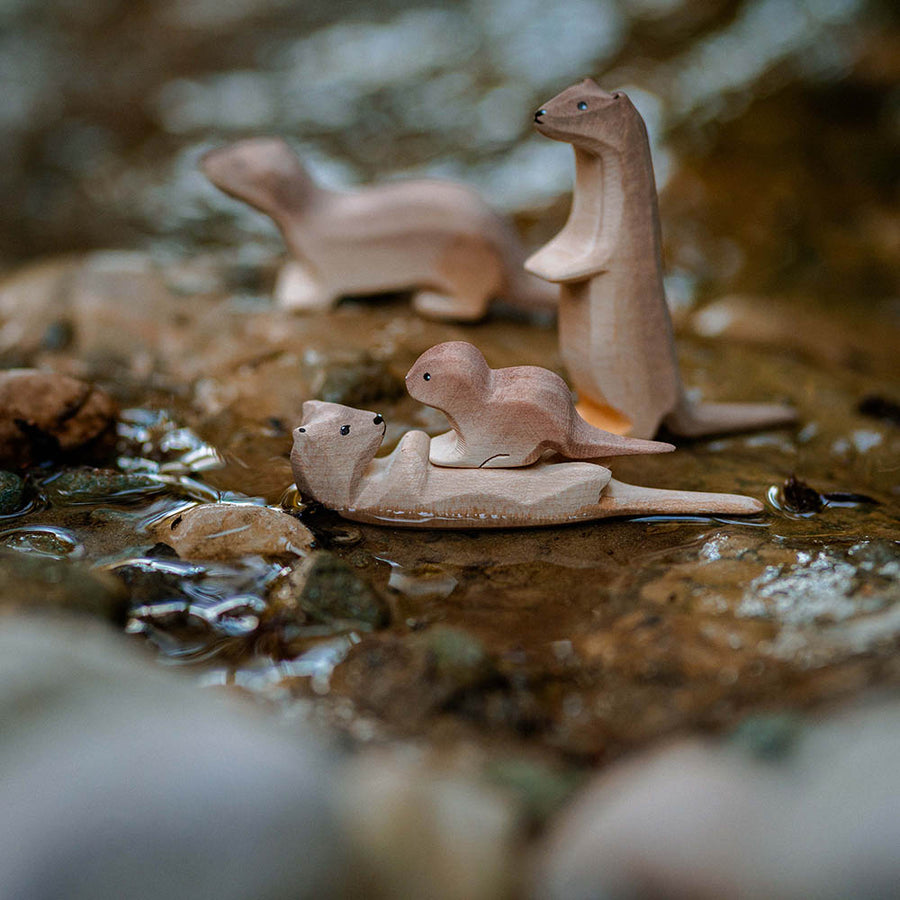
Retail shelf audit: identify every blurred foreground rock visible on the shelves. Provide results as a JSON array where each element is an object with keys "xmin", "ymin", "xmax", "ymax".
[
  {"xmin": 0, "ymin": 550, "xmax": 125, "ymax": 621},
  {"xmin": 0, "ymin": 616, "xmax": 350, "ymax": 900},
  {"xmin": 534, "ymin": 700, "xmax": 900, "ymax": 899},
  {"xmin": 0, "ymin": 369, "xmax": 118, "ymax": 468}
]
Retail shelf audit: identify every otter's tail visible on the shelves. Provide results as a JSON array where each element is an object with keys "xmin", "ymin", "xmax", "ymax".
[
  {"xmin": 597, "ymin": 478, "xmax": 764, "ymax": 517},
  {"xmin": 664, "ymin": 398, "xmax": 796, "ymax": 438},
  {"xmin": 570, "ymin": 417, "xmax": 675, "ymax": 459}
]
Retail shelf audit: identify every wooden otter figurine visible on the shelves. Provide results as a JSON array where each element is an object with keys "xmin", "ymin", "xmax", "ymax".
[
  {"xmin": 201, "ymin": 137, "xmax": 556, "ymax": 322},
  {"xmin": 405, "ymin": 341, "xmax": 674, "ymax": 467},
  {"xmin": 526, "ymin": 79, "xmax": 796, "ymax": 439},
  {"xmin": 290, "ymin": 401, "xmax": 764, "ymax": 528}
]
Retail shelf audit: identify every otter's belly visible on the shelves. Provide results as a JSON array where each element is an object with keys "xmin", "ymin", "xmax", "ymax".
[{"xmin": 559, "ymin": 272, "xmax": 680, "ymax": 439}]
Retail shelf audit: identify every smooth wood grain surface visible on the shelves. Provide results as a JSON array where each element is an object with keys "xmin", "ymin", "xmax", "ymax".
[
  {"xmin": 201, "ymin": 137, "xmax": 555, "ymax": 322},
  {"xmin": 406, "ymin": 341, "xmax": 674, "ymax": 467},
  {"xmin": 526, "ymin": 79, "xmax": 795, "ymax": 438},
  {"xmin": 290, "ymin": 401, "xmax": 764, "ymax": 529}
]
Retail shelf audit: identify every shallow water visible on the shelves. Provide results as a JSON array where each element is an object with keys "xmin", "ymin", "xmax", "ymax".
[
  {"xmin": 0, "ymin": 252, "xmax": 896, "ymax": 775},
  {"xmin": 0, "ymin": 0, "xmax": 898, "ymax": 830}
]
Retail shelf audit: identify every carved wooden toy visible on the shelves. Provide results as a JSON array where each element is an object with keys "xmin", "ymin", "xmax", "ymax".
[
  {"xmin": 405, "ymin": 341, "xmax": 674, "ymax": 467},
  {"xmin": 290, "ymin": 401, "xmax": 764, "ymax": 528},
  {"xmin": 526, "ymin": 79, "xmax": 796, "ymax": 439},
  {"xmin": 201, "ymin": 137, "xmax": 556, "ymax": 322}
]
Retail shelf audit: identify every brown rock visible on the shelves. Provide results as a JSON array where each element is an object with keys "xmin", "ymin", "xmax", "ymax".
[
  {"xmin": 150, "ymin": 502, "xmax": 315, "ymax": 561},
  {"xmin": 0, "ymin": 369, "xmax": 118, "ymax": 468}
]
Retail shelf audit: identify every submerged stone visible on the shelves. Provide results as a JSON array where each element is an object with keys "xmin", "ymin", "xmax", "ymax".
[
  {"xmin": 151, "ymin": 503, "xmax": 315, "ymax": 561},
  {"xmin": 317, "ymin": 356, "xmax": 405, "ymax": 407},
  {"xmin": 42, "ymin": 467, "xmax": 164, "ymax": 505},
  {"xmin": 284, "ymin": 551, "xmax": 388, "ymax": 629},
  {"xmin": 0, "ymin": 471, "xmax": 25, "ymax": 514},
  {"xmin": 418, "ymin": 625, "xmax": 492, "ymax": 692}
]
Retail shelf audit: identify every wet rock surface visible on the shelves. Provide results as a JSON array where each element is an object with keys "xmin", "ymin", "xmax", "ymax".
[
  {"xmin": 0, "ymin": 471, "xmax": 25, "ymax": 515},
  {"xmin": 0, "ymin": 369, "xmax": 118, "ymax": 468},
  {"xmin": 274, "ymin": 550, "xmax": 389, "ymax": 630},
  {"xmin": 149, "ymin": 502, "xmax": 315, "ymax": 560}
]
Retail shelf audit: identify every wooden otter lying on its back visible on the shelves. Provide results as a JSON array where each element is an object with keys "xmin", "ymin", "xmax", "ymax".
[
  {"xmin": 289, "ymin": 401, "xmax": 763, "ymax": 529},
  {"xmin": 405, "ymin": 342, "xmax": 674, "ymax": 467},
  {"xmin": 201, "ymin": 137, "xmax": 555, "ymax": 322}
]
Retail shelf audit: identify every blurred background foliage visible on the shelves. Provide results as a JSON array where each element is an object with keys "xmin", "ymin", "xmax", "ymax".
[{"xmin": 1, "ymin": 0, "xmax": 898, "ymax": 306}]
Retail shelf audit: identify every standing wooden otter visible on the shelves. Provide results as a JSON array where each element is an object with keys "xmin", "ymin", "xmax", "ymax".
[
  {"xmin": 201, "ymin": 137, "xmax": 555, "ymax": 322},
  {"xmin": 526, "ymin": 79, "xmax": 796, "ymax": 439},
  {"xmin": 290, "ymin": 401, "xmax": 764, "ymax": 528},
  {"xmin": 405, "ymin": 342, "xmax": 674, "ymax": 467}
]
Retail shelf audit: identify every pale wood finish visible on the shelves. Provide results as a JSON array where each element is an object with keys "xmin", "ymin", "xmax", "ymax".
[
  {"xmin": 201, "ymin": 137, "xmax": 555, "ymax": 322},
  {"xmin": 405, "ymin": 341, "xmax": 674, "ymax": 467},
  {"xmin": 526, "ymin": 80, "xmax": 795, "ymax": 439},
  {"xmin": 290, "ymin": 401, "xmax": 764, "ymax": 529}
]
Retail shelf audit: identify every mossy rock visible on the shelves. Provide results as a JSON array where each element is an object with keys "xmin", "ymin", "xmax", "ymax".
[{"xmin": 288, "ymin": 551, "xmax": 388, "ymax": 629}]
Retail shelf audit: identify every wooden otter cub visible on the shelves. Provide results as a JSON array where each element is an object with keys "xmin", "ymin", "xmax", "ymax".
[
  {"xmin": 201, "ymin": 137, "xmax": 555, "ymax": 322},
  {"xmin": 290, "ymin": 401, "xmax": 764, "ymax": 529},
  {"xmin": 405, "ymin": 342, "xmax": 674, "ymax": 468}
]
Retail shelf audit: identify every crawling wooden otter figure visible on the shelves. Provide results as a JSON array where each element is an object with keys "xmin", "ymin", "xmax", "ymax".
[
  {"xmin": 405, "ymin": 341, "xmax": 674, "ymax": 467},
  {"xmin": 290, "ymin": 401, "xmax": 764, "ymax": 529},
  {"xmin": 527, "ymin": 79, "xmax": 796, "ymax": 439},
  {"xmin": 201, "ymin": 137, "xmax": 555, "ymax": 322}
]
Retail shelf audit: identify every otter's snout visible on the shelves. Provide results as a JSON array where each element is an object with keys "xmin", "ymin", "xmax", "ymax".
[{"xmin": 534, "ymin": 109, "xmax": 546, "ymax": 123}]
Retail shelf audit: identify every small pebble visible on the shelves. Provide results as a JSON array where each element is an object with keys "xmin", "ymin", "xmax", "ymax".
[
  {"xmin": 151, "ymin": 503, "xmax": 314, "ymax": 561},
  {"xmin": 0, "ymin": 471, "xmax": 25, "ymax": 514}
]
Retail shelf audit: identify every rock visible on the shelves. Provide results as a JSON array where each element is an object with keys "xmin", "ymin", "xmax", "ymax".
[
  {"xmin": 332, "ymin": 625, "xmax": 496, "ymax": 724},
  {"xmin": 533, "ymin": 702, "xmax": 900, "ymax": 899},
  {"xmin": 485, "ymin": 758, "xmax": 582, "ymax": 827},
  {"xmin": 727, "ymin": 712, "xmax": 803, "ymax": 762},
  {"xmin": 0, "ymin": 616, "xmax": 352, "ymax": 900},
  {"xmin": 317, "ymin": 356, "xmax": 406, "ymax": 407},
  {"xmin": 0, "ymin": 471, "xmax": 25, "ymax": 514},
  {"xmin": 419, "ymin": 625, "xmax": 493, "ymax": 693},
  {"xmin": 338, "ymin": 751, "xmax": 516, "ymax": 900},
  {"xmin": 277, "ymin": 550, "xmax": 388, "ymax": 629},
  {"xmin": 42, "ymin": 467, "xmax": 165, "ymax": 505},
  {"xmin": 0, "ymin": 369, "xmax": 118, "ymax": 468},
  {"xmin": 151, "ymin": 502, "xmax": 314, "ymax": 560},
  {"xmin": 0, "ymin": 550, "xmax": 126, "ymax": 621}
]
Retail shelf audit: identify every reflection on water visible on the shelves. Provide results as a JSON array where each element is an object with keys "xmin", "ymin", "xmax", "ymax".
[{"xmin": 0, "ymin": 525, "xmax": 84, "ymax": 559}]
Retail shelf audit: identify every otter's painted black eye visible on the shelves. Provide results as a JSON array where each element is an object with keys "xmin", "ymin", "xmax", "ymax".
[
  {"xmin": 340, "ymin": 425, "xmax": 350, "ymax": 435},
  {"xmin": 297, "ymin": 427, "xmax": 306, "ymax": 433},
  {"xmin": 373, "ymin": 415, "xmax": 383, "ymax": 425},
  {"xmin": 577, "ymin": 101, "xmax": 588, "ymax": 110},
  {"xmin": 423, "ymin": 373, "xmax": 431, "ymax": 381}
]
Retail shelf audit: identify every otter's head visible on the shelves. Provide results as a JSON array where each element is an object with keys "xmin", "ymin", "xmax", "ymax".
[
  {"xmin": 200, "ymin": 137, "xmax": 317, "ymax": 216},
  {"xmin": 533, "ymin": 79, "xmax": 642, "ymax": 153},
  {"xmin": 405, "ymin": 342, "xmax": 491, "ymax": 412},
  {"xmin": 290, "ymin": 401, "xmax": 386, "ymax": 509}
]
